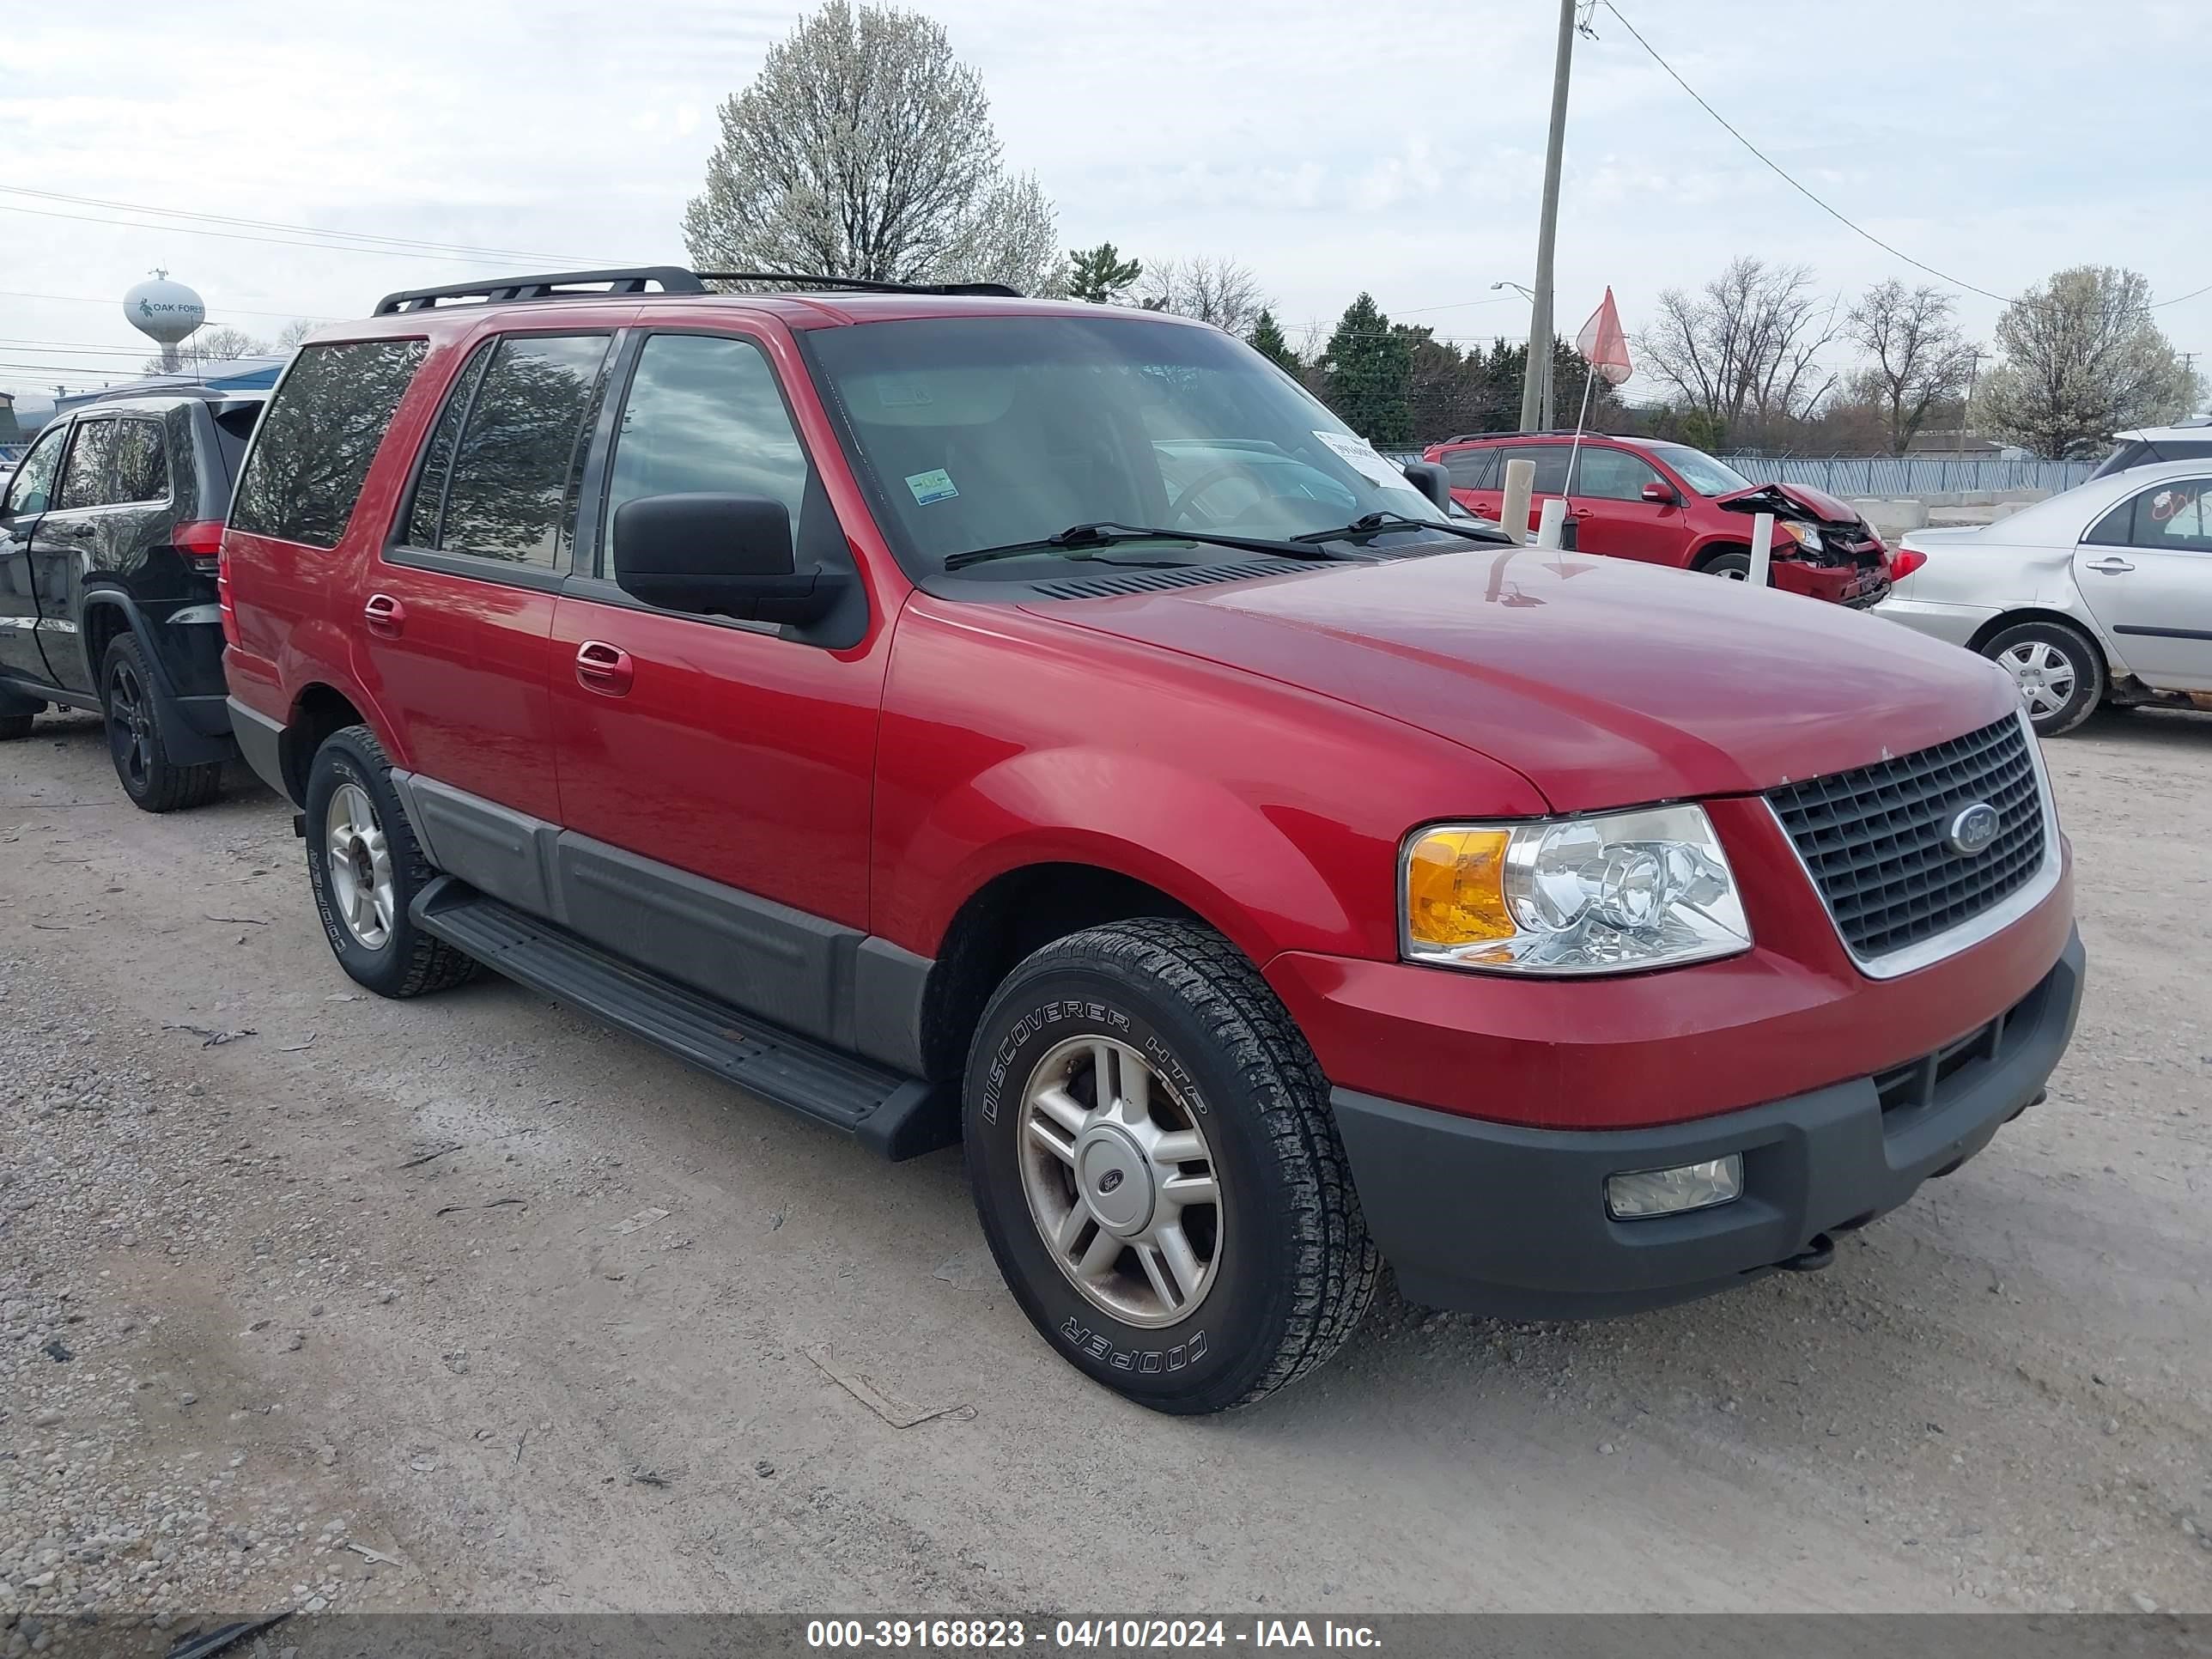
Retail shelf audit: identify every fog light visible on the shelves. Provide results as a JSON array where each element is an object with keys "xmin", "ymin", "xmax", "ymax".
[{"xmin": 1606, "ymin": 1154, "xmax": 1744, "ymax": 1219}]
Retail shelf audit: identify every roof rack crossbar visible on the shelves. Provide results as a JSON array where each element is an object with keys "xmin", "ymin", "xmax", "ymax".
[
  {"xmin": 692, "ymin": 270, "xmax": 1022, "ymax": 298},
  {"xmin": 372, "ymin": 267, "xmax": 708, "ymax": 316}
]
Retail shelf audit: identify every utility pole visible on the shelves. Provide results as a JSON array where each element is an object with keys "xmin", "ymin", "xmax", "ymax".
[{"xmin": 1519, "ymin": 0, "xmax": 1578, "ymax": 432}]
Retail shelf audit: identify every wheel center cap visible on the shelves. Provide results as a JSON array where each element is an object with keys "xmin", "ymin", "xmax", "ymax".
[{"xmin": 1074, "ymin": 1124, "xmax": 1154, "ymax": 1235}]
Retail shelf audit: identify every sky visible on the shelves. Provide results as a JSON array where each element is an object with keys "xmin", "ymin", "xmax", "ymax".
[{"xmin": 3, "ymin": 0, "xmax": 2206, "ymax": 412}]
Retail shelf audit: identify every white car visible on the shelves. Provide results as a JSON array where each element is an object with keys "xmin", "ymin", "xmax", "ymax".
[
  {"xmin": 1877, "ymin": 457, "xmax": 2212, "ymax": 735},
  {"xmin": 2086, "ymin": 417, "xmax": 2212, "ymax": 481}
]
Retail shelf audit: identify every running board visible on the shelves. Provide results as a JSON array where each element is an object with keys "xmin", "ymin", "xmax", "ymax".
[{"xmin": 411, "ymin": 878, "xmax": 957, "ymax": 1160}]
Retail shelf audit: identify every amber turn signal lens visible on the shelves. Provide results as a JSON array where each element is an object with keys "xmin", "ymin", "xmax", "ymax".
[{"xmin": 1405, "ymin": 828, "xmax": 1515, "ymax": 947}]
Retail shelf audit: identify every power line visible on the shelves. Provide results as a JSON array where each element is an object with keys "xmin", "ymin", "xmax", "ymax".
[
  {"xmin": 0, "ymin": 185, "xmax": 599, "ymax": 265},
  {"xmin": 0, "ymin": 288, "xmax": 337, "ymax": 321},
  {"xmin": 1598, "ymin": 1, "xmax": 2204, "ymax": 314},
  {"xmin": 0, "ymin": 201, "xmax": 585, "ymax": 267}
]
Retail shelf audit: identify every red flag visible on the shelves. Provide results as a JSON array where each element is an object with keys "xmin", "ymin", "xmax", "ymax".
[{"xmin": 1576, "ymin": 288, "xmax": 1633, "ymax": 386}]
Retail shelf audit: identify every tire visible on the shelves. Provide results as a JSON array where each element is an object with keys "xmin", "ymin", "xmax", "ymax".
[
  {"xmin": 1980, "ymin": 618, "xmax": 2105, "ymax": 737},
  {"xmin": 0, "ymin": 713, "xmax": 34, "ymax": 740},
  {"xmin": 303, "ymin": 724, "xmax": 480, "ymax": 999},
  {"xmin": 963, "ymin": 918, "xmax": 1377, "ymax": 1414},
  {"xmin": 1702, "ymin": 548, "xmax": 1764, "ymax": 584},
  {"xmin": 100, "ymin": 633, "xmax": 222, "ymax": 812}
]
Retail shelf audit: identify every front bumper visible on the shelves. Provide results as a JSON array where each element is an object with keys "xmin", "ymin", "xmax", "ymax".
[
  {"xmin": 1331, "ymin": 927, "xmax": 2083, "ymax": 1318},
  {"xmin": 1774, "ymin": 557, "xmax": 1890, "ymax": 609}
]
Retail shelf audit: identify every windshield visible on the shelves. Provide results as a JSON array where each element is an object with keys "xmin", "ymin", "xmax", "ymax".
[
  {"xmin": 1644, "ymin": 441, "xmax": 1752, "ymax": 497},
  {"xmin": 804, "ymin": 313, "xmax": 1447, "ymax": 575}
]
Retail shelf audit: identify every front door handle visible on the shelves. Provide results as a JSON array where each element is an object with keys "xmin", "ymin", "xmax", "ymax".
[
  {"xmin": 574, "ymin": 639, "xmax": 635, "ymax": 696},
  {"xmin": 2084, "ymin": 556, "xmax": 2135, "ymax": 574},
  {"xmin": 362, "ymin": 592, "xmax": 406, "ymax": 636},
  {"xmin": 54, "ymin": 522, "xmax": 94, "ymax": 540}
]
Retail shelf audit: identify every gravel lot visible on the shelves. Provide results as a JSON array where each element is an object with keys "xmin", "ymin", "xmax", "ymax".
[{"xmin": 2, "ymin": 704, "xmax": 2207, "ymax": 1648}]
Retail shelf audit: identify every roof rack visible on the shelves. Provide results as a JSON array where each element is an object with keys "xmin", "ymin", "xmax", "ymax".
[
  {"xmin": 695, "ymin": 270, "xmax": 1021, "ymax": 298},
  {"xmin": 372, "ymin": 265, "xmax": 1023, "ymax": 317},
  {"xmin": 374, "ymin": 268, "xmax": 706, "ymax": 315}
]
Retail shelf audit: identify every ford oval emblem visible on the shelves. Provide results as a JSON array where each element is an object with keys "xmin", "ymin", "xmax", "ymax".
[{"xmin": 1948, "ymin": 802, "xmax": 2001, "ymax": 856}]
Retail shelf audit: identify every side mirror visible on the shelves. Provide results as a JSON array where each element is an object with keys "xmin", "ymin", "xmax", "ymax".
[
  {"xmin": 1641, "ymin": 481, "xmax": 1680, "ymax": 506},
  {"xmin": 612, "ymin": 492, "xmax": 841, "ymax": 623},
  {"xmin": 1401, "ymin": 460, "xmax": 1452, "ymax": 513}
]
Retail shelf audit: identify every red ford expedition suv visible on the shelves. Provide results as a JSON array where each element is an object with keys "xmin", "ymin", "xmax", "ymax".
[
  {"xmin": 220, "ymin": 268, "xmax": 2081, "ymax": 1414},
  {"xmin": 1424, "ymin": 429, "xmax": 1893, "ymax": 607}
]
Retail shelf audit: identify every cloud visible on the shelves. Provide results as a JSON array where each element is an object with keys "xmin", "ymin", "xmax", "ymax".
[{"xmin": 1, "ymin": 0, "xmax": 2204, "ymax": 400}]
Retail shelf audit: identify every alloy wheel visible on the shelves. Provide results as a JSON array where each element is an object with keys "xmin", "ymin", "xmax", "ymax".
[
  {"xmin": 106, "ymin": 659, "xmax": 154, "ymax": 791},
  {"xmin": 1018, "ymin": 1034, "xmax": 1223, "ymax": 1328},
  {"xmin": 1997, "ymin": 639, "xmax": 2078, "ymax": 720},
  {"xmin": 325, "ymin": 782, "xmax": 397, "ymax": 950}
]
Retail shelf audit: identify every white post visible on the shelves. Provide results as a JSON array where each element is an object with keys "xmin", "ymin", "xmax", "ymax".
[
  {"xmin": 1748, "ymin": 512, "xmax": 1774, "ymax": 587},
  {"xmin": 1499, "ymin": 458, "xmax": 1536, "ymax": 544},
  {"xmin": 1535, "ymin": 495, "xmax": 1568, "ymax": 550}
]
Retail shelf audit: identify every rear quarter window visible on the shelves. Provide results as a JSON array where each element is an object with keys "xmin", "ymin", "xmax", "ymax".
[{"xmin": 229, "ymin": 339, "xmax": 427, "ymax": 548}]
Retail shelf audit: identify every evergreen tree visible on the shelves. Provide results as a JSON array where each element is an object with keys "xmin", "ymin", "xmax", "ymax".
[
  {"xmin": 1066, "ymin": 242, "xmax": 1144, "ymax": 305},
  {"xmin": 1320, "ymin": 294, "xmax": 1413, "ymax": 447},
  {"xmin": 1248, "ymin": 309, "xmax": 1299, "ymax": 373}
]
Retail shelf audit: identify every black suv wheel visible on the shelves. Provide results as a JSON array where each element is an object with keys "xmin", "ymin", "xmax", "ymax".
[
  {"xmin": 102, "ymin": 634, "xmax": 222, "ymax": 812},
  {"xmin": 0, "ymin": 713, "xmax": 34, "ymax": 741},
  {"xmin": 304, "ymin": 724, "xmax": 479, "ymax": 999},
  {"xmin": 963, "ymin": 919, "xmax": 1377, "ymax": 1413}
]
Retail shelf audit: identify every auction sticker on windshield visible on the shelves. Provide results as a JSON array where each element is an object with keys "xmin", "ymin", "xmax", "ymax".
[
  {"xmin": 906, "ymin": 468, "xmax": 960, "ymax": 505},
  {"xmin": 1312, "ymin": 429, "xmax": 1405, "ymax": 488}
]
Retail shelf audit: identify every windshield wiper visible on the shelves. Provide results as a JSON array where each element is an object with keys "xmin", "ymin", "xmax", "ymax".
[
  {"xmin": 944, "ymin": 521, "xmax": 1334, "ymax": 572},
  {"xmin": 1293, "ymin": 510, "xmax": 1516, "ymax": 546}
]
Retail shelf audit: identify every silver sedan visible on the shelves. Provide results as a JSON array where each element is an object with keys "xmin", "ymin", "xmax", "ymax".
[{"xmin": 1875, "ymin": 457, "xmax": 2212, "ymax": 734}]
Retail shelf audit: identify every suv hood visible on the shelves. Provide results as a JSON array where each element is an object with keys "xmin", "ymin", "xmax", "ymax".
[
  {"xmin": 1717, "ymin": 480, "xmax": 1867, "ymax": 528},
  {"xmin": 1026, "ymin": 550, "xmax": 2018, "ymax": 812}
]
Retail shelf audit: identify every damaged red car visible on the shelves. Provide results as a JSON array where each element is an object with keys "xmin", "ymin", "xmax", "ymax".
[{"xmin": 1424, "ymin": 431, "xmax": 1893, "ymax": 608}]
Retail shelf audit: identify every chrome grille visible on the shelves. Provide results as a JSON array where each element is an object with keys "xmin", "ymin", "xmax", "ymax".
[{"xmin": 1768, "ymin": 715, "xmax": 2047, "ymax": 961}]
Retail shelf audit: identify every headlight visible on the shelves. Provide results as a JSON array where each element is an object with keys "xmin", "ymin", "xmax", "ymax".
[
  {"xmin": 1402, "ymin": 804, "xmax": 1752, "ymax": 975},
  {"xmin": 1781, "ymin": 521, "xmax": 1823, "ymax": 552}
]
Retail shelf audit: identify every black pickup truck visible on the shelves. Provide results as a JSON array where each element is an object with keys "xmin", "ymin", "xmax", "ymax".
[{"xmin": 0, "ymin": 390, "xmax": 263, "ymax": 809}]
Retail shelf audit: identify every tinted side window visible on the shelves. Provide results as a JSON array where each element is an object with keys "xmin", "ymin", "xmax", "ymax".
[
  {"xmin": 604, "ymin": 334, "xmax": 810, "ymax": 554},
  {"xmin": 1441, "ymin": 447, "xmax": 1498, "ymax": 489},
  {"xmin": 112, "ymin": 421, "xmax": 169, "ymax": 503},
  {"xmin": 2, "ymin": 422, "xmax": 70, "ymax": 517},
  {"xmin": 432, "ymin": 334, "xmax": 611, "ymax": 568},
  {"xmin": 58, "ymin": 421, "xmax": 124, "ymax": 510},
  {"xmin": 1573, "ymin": 447, "xmax": 1661, "ymax": 501},
  {"xmin": 230, "ymin": 339, "xmax": 428, "ymax": 549},
  {"xmin": 1503, "ymin": 445, "xmax": 1570, "ymax": 495},
  {"xmin": 2130, "ymin": 479, "xmax": 2212, "ymax": 553},
  {"xmin": 401, "ymin": 349, "xmax": 491, "ymax": 550},
  {"xmin": 2085, "ymin": 498, "xmax": 2133, "ymax": 545}
]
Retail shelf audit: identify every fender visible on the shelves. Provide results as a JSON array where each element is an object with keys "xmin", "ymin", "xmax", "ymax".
[
  {"xmin": 78, "ymin": 591, "xmax": 237, "ymax": 767},
  {"xmin": 893, "ymin": 746, "xmax": 1376, "ymax": 969}
]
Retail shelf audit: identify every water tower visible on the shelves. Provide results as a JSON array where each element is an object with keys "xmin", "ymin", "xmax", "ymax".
[{"xmin": 124, "ymin": 271, "xmax": 206, "ymax": 374}]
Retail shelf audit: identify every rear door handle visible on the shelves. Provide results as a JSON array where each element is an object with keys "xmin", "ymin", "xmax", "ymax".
[
  {"xmin": 2084, "ymin": 556, "xmax": 2135, "ymax": 574},
  {"xmin": 362, "ymin": 592, "xmax": 406, "ymax": 636},
  {"xmin": 574, "ymin": 639, "xmax": 634, "ymax": 696},
  {"xmin": 55, "ymin": 522, "xmax": 94, "ymax": 540}
]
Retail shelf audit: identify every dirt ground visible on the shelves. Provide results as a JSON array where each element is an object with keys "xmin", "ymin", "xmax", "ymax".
[{"xmin": 2, "ymin": 703, "xmax": 2206, "ymax": 1644}]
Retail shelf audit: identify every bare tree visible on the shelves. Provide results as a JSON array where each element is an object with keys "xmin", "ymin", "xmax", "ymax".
[
  {"xmin": 1638, "ymin": 257, "xmax": 1839, "ymax": 443},
  {"xmin": 143, "ymin": 326, "xmax": 270, "ymax": 375},
  {"xmin": 1137, "ymin": 257, "xmax": 1268, "ymax": 336},
  {"xmin": 1975, "ymin": 265, "xmax": 2203, "ymax": 460},
  {"xmin": 682, "ymin": 1, "xmax": 1062, "ymax": 295},
  {"xmin": 273, "ymin": 318, "xmax": 320, "ymax": 349},
  {"xmin": 1843, "ymin": 280, "xmax": 1978, "ymax": 455}
]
